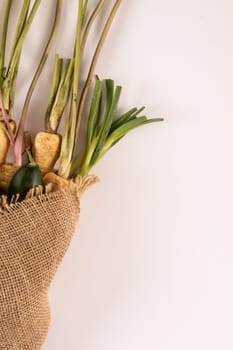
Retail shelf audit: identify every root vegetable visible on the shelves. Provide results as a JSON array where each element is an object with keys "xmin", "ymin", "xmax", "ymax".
[
  {"xmin": 0, "ymin": 120, "xmax": 16, "ymax": 165},
  {"xmin": 43, "ymin": 172, "xmax": 70, "ymax": 191},
  {"xmin": 34, "ymin": 131, "xmax": 61, "ymax": 174},
  {"xmin": 0, "ymin": 163, "xmax": 19, "ymax": 193}
]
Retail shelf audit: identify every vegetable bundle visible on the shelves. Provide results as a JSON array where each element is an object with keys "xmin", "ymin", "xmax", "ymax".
[{"xmin": 0, "ymin": 1, "xmax": 163, "ymax": 349}]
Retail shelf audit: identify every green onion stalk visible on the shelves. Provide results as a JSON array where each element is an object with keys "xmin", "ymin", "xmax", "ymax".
[
  {"xmin": 58, "ymin": 0, "xmax": 123, "ymax": 179},
  {"xmin": 0, "ymin": 0, "xmax": 42, "ymax": 165},
  {"xmin": 76, "ymin": 78, "xmax": 163, "ymax": 176},
  {"xmin": 45, "ymin": 0, "xmax": 163, "ymax": 179},
  {"xmin": 0, "ymin": 0, "xmax": 62, "ymax": 166},
  {"xmin": 0, "ymin": 0, "xmax": 42, "ymax": 116},
  {"xmin": 14, "ymin": 0, "xmax": 62, "ymax": 165}
]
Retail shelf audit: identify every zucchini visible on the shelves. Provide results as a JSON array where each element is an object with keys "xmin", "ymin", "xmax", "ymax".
[{"xmin": 7, "ymin": 150, "xmax": 44, "ymax": 202}]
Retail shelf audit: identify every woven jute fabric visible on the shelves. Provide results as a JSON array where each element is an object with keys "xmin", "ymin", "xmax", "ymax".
[{"xmin": 0, "ymin": 175, "xmax": 97, "ymax": 350}]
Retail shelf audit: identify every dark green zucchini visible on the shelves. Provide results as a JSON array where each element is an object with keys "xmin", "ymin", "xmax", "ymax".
[{"xmin": 7, "ymin": 150, "xmax": 44, "ymax": 203}]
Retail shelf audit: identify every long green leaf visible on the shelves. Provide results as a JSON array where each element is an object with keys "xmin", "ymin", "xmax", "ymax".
[
  {"xmin": 92, "ymin": 117, "xmax": 164, "ymax": 166},
  {"xmin": 10, "ymin": 0, "xmax": 31, "ymax": 56},
  {"xmin": 48, "ymin": 58, "xmax": 74, "ymax": 132},
  {"xmin": 105, "ymin": 79, "xmax": 114, "ymax": 116},
  {"xmin": 80, "ymin": 0, "xmax": 106, "ymax": 57},
  {"xmin": 73, "ymin": 0, "xmax": 123, "ymax": 159},
  {"xmin": 91, "ymin": 83, "xmax": 122, "ymax": 162},
  {"xmin": 14, "ymin": 0, "xmax": 62, "ymax": 165},
  {"xmin": 58, "ymin": 0, "xmax": 83, "ymax": 178},
  {"xmin": 87, "ymin": 79, "xmax": 102, "ymax": 145},
  {"xmin": 110, "ymin": 106, "xmax": 144, "ymax": 132},
  {"xmin": 45, "ymin": 54, "xmax": 63, "ymax": 130},
  {"xmin": 0, "ymin": 0, "xmax": 12, "ymax": 84},
  {"xmin": 2, "ymin": 0, "xmax": 42, "ymax": 112}
]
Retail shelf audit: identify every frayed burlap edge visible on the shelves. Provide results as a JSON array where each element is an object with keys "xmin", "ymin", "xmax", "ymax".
[{"xmin": 0, "ymin": 174, "xmax": 99, "ymax": 212}]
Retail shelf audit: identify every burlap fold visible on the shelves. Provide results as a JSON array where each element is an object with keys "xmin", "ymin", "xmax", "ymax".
[{"xmin": 0, "ymin": 175, "xmax": 98, "ymax": 350}]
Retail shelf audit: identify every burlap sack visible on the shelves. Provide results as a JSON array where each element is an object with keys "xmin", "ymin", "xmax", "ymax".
[{"xmin": 0, "ymin": 175, "xmax": 97, "ymax": 350}]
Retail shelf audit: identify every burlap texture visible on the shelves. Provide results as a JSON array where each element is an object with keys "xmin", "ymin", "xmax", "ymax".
[{"xmin": 0, "ymin": 175, "xmax": 98, "ymax": 350}]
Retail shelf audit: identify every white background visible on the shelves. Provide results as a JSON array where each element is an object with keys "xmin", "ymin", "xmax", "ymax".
[{"xmin": 2, "ymin": 0, "xmax": 233, "ymax": 349}]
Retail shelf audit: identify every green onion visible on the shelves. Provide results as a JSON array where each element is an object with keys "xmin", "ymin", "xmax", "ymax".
[
  {"xmin": 91, "ymin": 80, "xmax": 122, "ymax": 164},
  {"xmin": 58, "ymin": 0, "xmax": 123, "ymax": 179},
  {"xmin": 86, "ymin": 78, "xmax": 103, "ymax": 146},
  {"xmin": 1, "ymin": 0, "xmax": 42, "ymax": 115},
  {"xmin": 110, "ymin": 106, "xmax": 146, "ymax": 132},
  {"xmin": 14, "ymin": 0, "xmax": 62, "ymax": 165},
  {"xmin": 45, "ymin": 54, "xmax": 63, "ymax": 130},
  {"xmin": 46, "ymin": 58, "xmax": 74, "ymax": 133},
  {"xmin": 0, "ymin": 0, "xmax": 12, "ymax": 86},
  {"xmin": 74, "ymin": 78, "xmax": 163, "ymax": 176}
]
